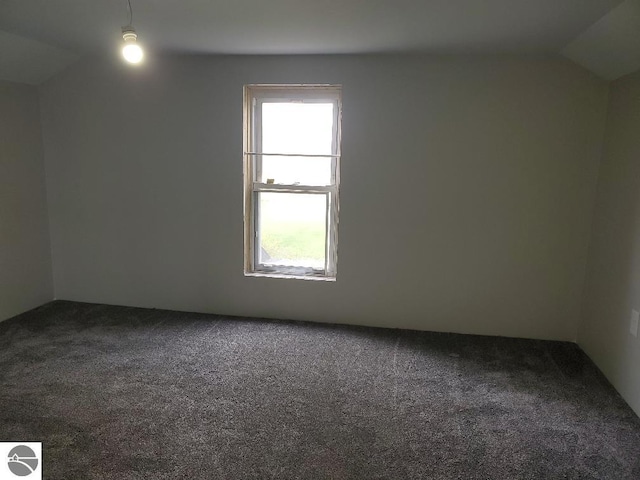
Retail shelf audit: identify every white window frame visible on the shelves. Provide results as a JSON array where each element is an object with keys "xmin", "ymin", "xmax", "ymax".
[{"xmin": 243, "ymin": 84, "xmax": 342, "ymax": 280}]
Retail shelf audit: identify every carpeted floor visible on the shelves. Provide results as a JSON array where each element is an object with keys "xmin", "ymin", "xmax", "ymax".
[{"xmin": 1, "ymin": 301, "xmax": 639, "ymax": 479}]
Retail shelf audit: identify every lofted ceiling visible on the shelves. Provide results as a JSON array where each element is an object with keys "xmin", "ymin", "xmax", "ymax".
[{"xmin": 0, "ymin": 0, "xmax": 636, "ymax": 84}]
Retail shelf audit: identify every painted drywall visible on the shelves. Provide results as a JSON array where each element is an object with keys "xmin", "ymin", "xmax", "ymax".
[
  {"xmin": 0, "ymin": 81, "xmax": 53, "ymax": 322},
  {"xmin": 39, "ymin": 54, "xmax": 607, "ymax": 340},
  {"xmin": 579, "ymin": 69, "xmax": 640, "ymax": 416}
]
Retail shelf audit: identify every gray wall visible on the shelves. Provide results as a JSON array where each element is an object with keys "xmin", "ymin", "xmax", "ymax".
[
  {"xmin": 0, "ymin": 81, "xmax": 53, "ymax": 321},
  {"xmin": 579, "ymin": 69, "xmax": 640, "ymax": 416},
  {"xmin": 39, "ymin": 54, "xmax": 607, "ymax": 340}
]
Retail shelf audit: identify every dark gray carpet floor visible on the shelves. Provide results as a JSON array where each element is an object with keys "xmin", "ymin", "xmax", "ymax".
[{"xmin": 1, "ymin": 301, "xmax": 639, "ymax": 479}]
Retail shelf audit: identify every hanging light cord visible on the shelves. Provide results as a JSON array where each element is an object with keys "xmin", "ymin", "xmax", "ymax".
[{"xmin": 127, "ymin": 0, "xmax": 134, "ymax": 26}]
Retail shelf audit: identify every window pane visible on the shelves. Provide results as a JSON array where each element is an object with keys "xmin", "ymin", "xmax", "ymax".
[
  {"xmin": 262, "ymin": 103, "xmax": 334, "ymax": 155},
  {"xmin": 259, "ymin": 155, "xmax": 332, "ymax": 186},
  {"xmin": 258, "ymin": 192, "xmax": 326, "ymax": 269}
]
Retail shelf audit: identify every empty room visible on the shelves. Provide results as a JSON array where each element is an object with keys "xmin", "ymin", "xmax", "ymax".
[{"xmin": 2, "ymin": 0, "xmax": 640, "ymax": 478}]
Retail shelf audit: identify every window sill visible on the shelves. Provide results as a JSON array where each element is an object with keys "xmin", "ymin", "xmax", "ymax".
[{"xmin": 244, "ymin": 272, "xmax": 336, "ymax": 282}]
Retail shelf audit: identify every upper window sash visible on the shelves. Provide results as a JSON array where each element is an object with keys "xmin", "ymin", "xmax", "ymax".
[
  {"xmin": 251, "ymin": 98, "xmax": 341, "ymax": 157},
  {"xmin": 245, "ymin": 85, "xmax": 342, "ymax": 155},
  {"xmin": 245, "ymin": 87, "xmax": 341, "ymax": 189}
]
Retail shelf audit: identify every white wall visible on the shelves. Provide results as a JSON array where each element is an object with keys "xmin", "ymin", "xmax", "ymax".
[
  {"xmin": 0, "ymin": 80, "xmax": 53, "ymax": 321},
  {"xmin": 579, "ymin": 69, "xmax": 640, "ymax": 416},
  {"xmin": 39, "ymin": 54, "xmax": 607, "ymax": 340}
]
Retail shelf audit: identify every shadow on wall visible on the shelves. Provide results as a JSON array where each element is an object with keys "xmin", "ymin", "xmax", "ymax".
[{"xmin": 579, "ymin": 71, "xmax": 640, "ymax": 416}]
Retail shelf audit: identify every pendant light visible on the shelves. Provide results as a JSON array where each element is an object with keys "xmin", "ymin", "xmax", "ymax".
[{"xmin": 121, "ymin": 0, "xmax": 143, "ymax": 64}]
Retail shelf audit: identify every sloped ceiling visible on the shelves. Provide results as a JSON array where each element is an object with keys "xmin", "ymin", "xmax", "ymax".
[
  {"xmin": 562, "ymin": 0, "xmax": 640, "ymax": 80},
  {"xmin": 0, "ymin": 0, "xmax": 637, "ymax": 84},
  {"xmin": 0, "ymin": 30, "xmax": 77, "ymax": 85}
]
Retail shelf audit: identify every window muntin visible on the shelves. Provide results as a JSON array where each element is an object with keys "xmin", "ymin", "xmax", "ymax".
[{"xmin": 244, "ymin": 85, "xmax": 341, "ymax": 279}]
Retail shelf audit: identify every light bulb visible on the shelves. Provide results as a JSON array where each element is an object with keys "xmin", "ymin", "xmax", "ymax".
[
  {"xmin": 122, "ymin": 28, "xmax": 143, "ymax": 64},
  {"xmin": 123, "ymin": 43, "xmax": 143, "ymax": 63}
]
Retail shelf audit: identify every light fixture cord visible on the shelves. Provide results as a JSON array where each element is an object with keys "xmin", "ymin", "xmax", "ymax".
[{"xmin": 127, "ymin": 0, "xmax": 134, "ymax": 26}]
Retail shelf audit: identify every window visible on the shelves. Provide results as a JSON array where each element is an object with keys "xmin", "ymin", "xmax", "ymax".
[{"xmin": 243, "ymin": 85, "xmax": 342, "ymax": 280}]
